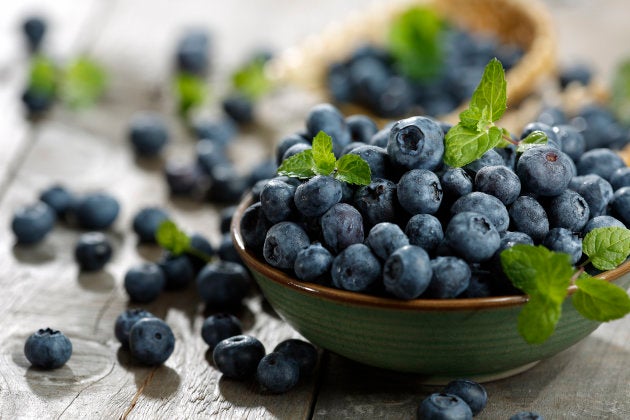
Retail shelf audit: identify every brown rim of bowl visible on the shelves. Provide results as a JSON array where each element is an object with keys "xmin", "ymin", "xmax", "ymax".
[{"xmin": 232, "ymin": 195, "xmax": 630, "ymax": 312}]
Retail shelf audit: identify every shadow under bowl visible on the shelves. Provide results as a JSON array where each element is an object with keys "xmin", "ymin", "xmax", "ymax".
[{"xmin": 231, "ymin": 196, "xmax": 630, "ymax": 382}]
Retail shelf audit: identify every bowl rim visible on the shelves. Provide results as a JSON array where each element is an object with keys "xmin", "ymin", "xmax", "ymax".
[{"xmin": 232, "ymin": 195, "xmax": 630, "ymax": 312}]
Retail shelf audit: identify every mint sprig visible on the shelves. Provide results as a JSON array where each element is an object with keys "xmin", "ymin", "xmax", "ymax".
[
  {"xmin": 175, "ymin": 72, "xmax": 207, "ymax": 118},
  {"xmin": 582, "ymin": 226, "xmax": 630, "ymax": 270},
  {"xmin": 388, "ymin": 6, "xmax": 444, "ymax": 81},
  {"xmin": 28, "ymin": 54, "xmax": 57, "ymax": 97},
  {"xmin": 155, "ymin": 220, "xmax": 213, "ymax": 262},
  {"xmin": 232, "ymin": 55, "xmax": 273, "ymax": 100},
  {"xmin": 501, "ymin": 238, "xmax": 630, "ymax": 344},
  {"xmin": 60, "ymin": 56, "xmax": 106, "ymax": 109},
  {"xmin": 277, "ymin": 131, "xmax": 371, "ymax": 185}
]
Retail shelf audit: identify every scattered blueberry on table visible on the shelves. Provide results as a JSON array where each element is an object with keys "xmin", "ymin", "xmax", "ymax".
[{"xmin": 24, "ymin": 328, "xmax": 72, "ymax": 369}]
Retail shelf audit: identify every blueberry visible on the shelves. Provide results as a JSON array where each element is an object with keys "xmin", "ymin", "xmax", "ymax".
[
  {"xmin": 75, "ymin": 192, "xmax": 120, "ymax": 230},
  {"xmin": 114, "ymin": 309, "xmax": 155, "ymax": 348},
  {"xmin": 247, "ymin": 159, "xmax": 278, "ymax": 187},
  {"xmin": 11, "ymin": 202, "xmax": 56, "ymax": 244},
  {"xmin": 22, "ymin": 16, "xmax": 47, "ymax": 52},
  {"xmin": 282, "ymin": 143, "xmax": 312, "ymax": 162},
  {"xmin": 397, "ymin": 169, "xmax": 443, "ymax": 215},
  {"xmin": 175, "ymin": 29, "xmax": 210, "ymax": 76},
  {"xmin": 495, "ymin": 143, "xmax": 517, "ymax": 170},
  {"xmin": 201, "ymin": 313, "xmax": 242, "ymax": 350},
  {"xmin": 405, "ymin": 214, "xmax": 444, "ymax": 253},
  {"xmin": 536, "ymin": 106, "xmax": 567, "ymax": 127},
  {"xmin": 128, "ymin": 112, "xmax": 169, "ymax": 157},
  {"xmin": 443, "ymin": 379, "xmax": 488, "ymax": 416},
  {"xmin": 294, "ymin": 175, "xmax": 342, "ymax": 217},
  {"xmin": 508, "ymin": 196, "xmax": 549, "ymax": 243},
  {"xmin": 611, "ymin": 186, "xmax": 630, "ymax": 226},
  {"xmin": 425, "ymin": 257, "xmax": 471, "ymax": 298},
  {"xmin": 273, "ymin": 339, "xmax": 318, "ymax": 377},
  {"xmin": 24, "ymin": 328, "xmax": 72, "ymax": 369},
  {"xmin": 222, "ymin": 94, "xmax": 254, "ymax": 124},
  {"xmin": 348, "ymin": 145, "xmax": 389, "ymax": 179},
  {"xmin": 440, "ymin": 168, "xmax": 473, "ymax": 200},
  {"xmin": 132, "ymin": 207, "xmax": 170, "ymax": 242},
  {"xmin": 186, "ymin": 232, "xmax": 215, "ymax": 271},
  {"xmin": 193, "ymin": 118, "xmax": 237, "ymax": 146},
  {"xmin": 546, "ymin": 190, "xmax": 590, "ymax": 232},
  {"xmin": 74, "ymin": 232, "xmax": 113, "ymax": 271},
  {"xmin": 353, "ymin": 178, "xmax": 398, "ymax": 227},
  {"xmin": 305, "ymin": 104, "xmax": 351, "ymax": 156},
  {"xmin": 346, "ymin": 115, "xmax": 378, "ymax": 143},
  {"xmin": 256, "ymin": 352, "xmax": 300, "ymax": 393},
  {"xmin": 320, "ymin": 203, "xmax": 365, "ymax": 254},
  {"xmin": 609, "ymin": 167, "xmax": 630, "ymax": 191},
  {"xmin": 369, "ymin": 126, "xmax": 392, "ymax": 148},
  {"xmin": 451, "ymin": 192, "xmax": 510, "ymax": 233},
  {"xmin": 158, "ymin": 253, "xmax": 195, "ymax": 290},
  {"xmin": 124, "ymin": 262, "xmax": 165, "ymax": 303},
  {"xmin": 21, "ymin": 88, "xmax": 54, "ymax": 115},
  {"xmin": 196, "ymin": 261, "xmax": 251, "ymax": 309},
  {"xmin": 570, "ymin": 174, "xmax": 613, "ymax": 218},
  {"xmin": 475, "ymin": 165, "xmax": 521, "ymax": 205},
  {"xmin": 206, "ymin": 163, "xmax": 249, "ymax": 204},
  {"xmin": 213, "ymin": 335, "xmax": 265, "ymax": 380},
  {"xmin": 129, "ymin": 318, "xmax": 175, "ymax": 365},
  {"xmin": 260, "ymin": 178, "xmax": 297, "ymax": 223},
  {"xmin": 331, "ymin": 243, "xmax": 381, "ymax": 292},
  {"xmin": 463, "ymin": 149, "xmax": 505, "ymax": 175},
  {"xmin": 387, "ymin": 116, "xmax": 444, "ymax": 171},
  {"xmin": 341, "ymin": 142, "xmax": 365, "ymax": 155},
  {"xmin": 327, "ymin": 62, "xmax": 352, "ymax": 102},
  {"xmin": 276, "ymin": 134, "xmax": 310, "ymax": 166},
  {"xmin": 509, "ymin": 411, "xmax": 544, "ymax": 420},
  {"xmin": 554, "ymin": 124, "xmax": 585, "ymax": 161},
  {"xmin": 366, "ymin": 222, "xmax": 409, "ymax": 260},
  {"xmin": 217, "ymin": 232, "xmax": 242, "ymax": 264},
  {"xmin": 520, "ymin": 122, "xmax": 559, "ymax": 145},
  {"xmin": 445, "ymin": 212, "xmax": 500, "ymax": 263},
  {"xmin": 516, "ymin": 146, "xmax": 573, "ymax": 196},
  {"xmin": 418, "ymin": 393, "xmax": 473, "ymax": 420},
  {"xmin": 164, "ymin": 160, "xmax": 208, "ymax": 197},
  {"xmin": 499, "ymin": 231, "xmax": 534, "ymax": 248},
  {"xmin": 294, "ymin": 243, "xmax": 333, "ymax": 283},
  {"xmin": 371, "ymin": 76, "xmax": 415, "ymax": 118},
  {"xmin": 39, "ymin": 184, "xmax": 75, "ymax": 217},
  {"xmin": 542, "ymin": 228, "xmax": 582, "ymax": 264},
  {"xmin": 240, "ymin": 202, "xmax": 272, "ymax": 253},
  {"xmin": 576, "ymin": 148, "xmax": 625, "ymax": 182},
  {"xmin": 263, "ymin": 222, "xmax": 310, "ymax": 269},
  {"xmin": 559, "ymin": 63, "xmax": 592, "ymax": 88},
  {"xmin": 583, "ymin": 215, "xmax": 626, "ymax": 235},
  {"xmin": 383, "ymin": 245, "xmax": 432, "ymax": 299}
]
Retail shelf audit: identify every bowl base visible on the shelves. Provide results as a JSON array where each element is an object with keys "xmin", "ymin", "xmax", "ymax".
[{"xmin": 416, "ymin": 361, "xmax": 540, "ymax": 385}]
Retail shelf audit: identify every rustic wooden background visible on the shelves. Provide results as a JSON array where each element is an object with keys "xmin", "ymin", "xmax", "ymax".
[{"xmin": 0, "ymin": 1, "xmax": 629, "ymax": 419}]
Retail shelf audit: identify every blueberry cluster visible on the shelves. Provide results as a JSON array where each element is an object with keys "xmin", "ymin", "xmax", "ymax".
[
  {"xmin": 418, "ymin": 379, "xmax": 487, "ymax": 419},
  {"xmin": 242, "ymin": 103, "xmax": 630, "ymax": 299},
  {"xmin": 327, "ymin": 29, "xmax": 522, "ymax": 118},
  {"xmin": 114, "ymin": 309, "xmax": 175, "ymax": 365},
  {"xmin": 11, "ymin": 185, "xmax": 119, "ymax": 271}
]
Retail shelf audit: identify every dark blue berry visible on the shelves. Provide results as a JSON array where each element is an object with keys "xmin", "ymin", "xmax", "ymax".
[
  {"xmin": 263, "ymin": 222, "xmax": 310, "ymax": 269},
  {"xmin": 509, "ymin": 411, "xmax": 544, "ymax": 420},
  {"xmin": 369, "ymin": 126, "xmax": 392, "ymax": 148},
  {"xmin": 222, "ymin": 94, "xmax": 254, "ymax": 124},
  {"xmin": 443, "ymin": 379, "xmax": 487, "ymax": 416},
  {"xmin": 570, "ymin": 174, "xmax": 613, "ymax": 218},
  {"xmin": 542, "ymin": 228, "xmax": 582, "ymax": 264},
  {"xmin": 75, "ymin": 192, "xmax": 120, "ymax": 230},
  {"xmin": 451, "ymin": 192, "xmax": 510, "ymax": 233},
  {"xmin": 114, "ymin": 309, "xmax": 155, "ymax": 348},
  {"xmin": 509, "ymin": 196, "xmax": 549, "ymax": 243},
  {"xmin": 405, "ymin": 214, "xmax": 444, "ymax": 253},
  {"xmin": 260, "ymin": 178, "xmax": 297, "ymax": 223},
  {"xmin": 475, "ymin": 165, "xmax": 521, "ymax": 205},
  {"xmin": 158, "ymin": 253, "xmax": 195, "ymax": 290},
  {"xmin": 196, "ymin": 261, "xmax": 251, "ymax": 309},
  {"xmin": 353, "ymin": 178, "xmax": 398, "ymax": 227},
  {"xmin": 397, "ymin": 169, "xmax": 443, "ymax": 215},
  {"xmin": 609, "ymin": 167, "xmax": 630, "ymax": 191},
  {"xmin": 187, "ymin": 232, "xmax": 215, "ymax": 271},
  {"xmin": 305, "ymin": 104, "xmax": 351, "ymax": 156},
  {"xmin": 331, "ymin": 243, "xmax": 381, "ymax": 292},
  {"xmin": 348, "ymin": 145, "xmax": 389, "ymax": 179},
  {"xmin": 366, "ymin": 222, "xmax": 409, "ymax": 260},
  {"xmin": 536, "ymin": 107, "xmax": 567, "ymax": 127},
  {"xmin": 11, "ymin": 202, "xmax": 56, "ymax": 244},
  {"xmin": 23, "ymin": 16, "xmax": 47, "ymax": 51},
  {"xmin": 132, "ymin": 207, "xmax": 170, "ymax": 242},
  {"xmin": 320, "ymin": 203, "xmax": 364, "ymax": 254},
  {"xmin": 346, "ymin": 115, "xmax": 378, "ymax": 143},
  {"xmin": 425, "ymin": 257, "xmax": 471, "ymax": 298},
  {"xmin": 383, "ymin": 245, "xmax": 432, "ymax": 299},
  {"xmin": 74, "ymin": 232, "xmax": 113, "ymax": 271},
  {"xmin": 21, "ymin": 88, "xmax": 53, "ymax": 115},
  {"xmin": 516, "ymin": 146, "xmax": 573, "ymax": 197},
  {"xmin": 576, "ymin": 148, "xmax": 625, "ymax": 181},
  {"xmin": 193, "ymin": 118, "xmax": 237, "ymax": 146},
  {"xmin": 294, "ymin": 243, "xmax": 333, "ymax": 283},
  {"xmin": 554, "ymin": 124, "xmax": 585, "ymax": 161},
  {"xmin": 124, "ymin": 262, "xmax": 165, "ymax": 303},
  {"xmin": 463, "ymin": 149, "xmax": 504, "ymax": 175},
  {"xmin": 445, "ymin": 212, "xmax": 500, "ymax": 262},
  {"xmin": 128, "ymin": 112, "xmax": 169, "ymax": 157},
  {"xmin": 207, "ymin": 163, "xmax": 249, "ymax": 204},
  {"xmin": 24, "ymin": 328, "xmax": 72, "ymax": 369},
  {"xmin": 294, "ymin": 175, "xmax": 342, "ymax": 217},
  {"xmin": 387, "ymin": 116, "xmax": 444, "ymax": 171},
  {"xmin": 201, "ymin": 313, "xmax": 242, "ymax": 350},
  {"xmin": 440, "ymin": 168, "xmax": 473, "ymax": 200},
  {"xmin": 273, "ymin": 339, "xmax": 318, "ymax": 377},
  {"xmin": 583, "ymin": 215, "xmax": 626, "ymax": 235},
  {"xmin": 256, "ymin": 352, "xmax": 300, "ymax": 393},
  {"xmin": 129, "ymin": 318, "xmax": 175, "ymax": 365},
  {"xmin": 164, "ymin": 160, "xmax": 208, "ymax": 198},
  {"xmin": 276, "ymin": 134, "xmax": 310, "ymax": 165},
  {"xmin": 418, "ymin": 393, "xmax": 473, "ymax": 420},
  {"xmin": 611, "ymin": 186, "xmax": 630, "ymax": 226},
  {"xmin": 175, "ymin": 29, "xmax": 210, "ymax": 76},
  {"xmin": 240, "ymin": 202, "xmax": 272, "ymax": 253},
  {"xmin": 559, "ymin": 63, "xmax": 592, "ymax": 88},
  {"xmin": 39, "ymin": 184, "xmax": 75, "ymax": 217},
  {"xmin": 217, "ymin": 232, "xmax": 242, "ymax": 264},
  {"xmin": 546, "ymin": 190, "xmax": 590, "ymax": 232},
  {"xmin": 213, "ymin": 335, "xmax": 265, "ymax": 380}
]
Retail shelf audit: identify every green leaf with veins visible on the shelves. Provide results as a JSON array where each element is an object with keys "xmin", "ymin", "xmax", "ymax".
[
  {"xmin": 443, "ymin": 124, "xmax": 503, "ymax": 167},
  {"xmin": 468, "ymin": 57, "xmax": 507, "ymax": 123},
  {"xmin": 573, "ymin": 275, "xmax": 630, "ymax": 321},
  {"xmin": 335, "ymin": 154, "xmax": 371, "ymax": 186},
  {"xmin": 311, "ymin": 131, "xmax": 336, "ymax": 175},
  {"xmin": 583, "ymin": 227, "xmax": 630, "ymax": 270},
  {"xmin": 60, "ymin": 56, "xmax": 106, "ymax": 109},
  {"xmin": 517, "ymin": 131, "xmax": 548, "ymax": 153},
  {"xmin": 28, "ymin": 55, "xmax": 57, "ymax": 96},
  {"xmin": 156, "ymin": 220, "xmax": 191, "ymax": 255},
  {"xmin": 175, "ymin": 72, "xmax": 207, "ymax": 117},
  {"xmin": 277, "ymin": 149, "xmax": 316, "ymax": 179},
  {"xmin": 518, "ymin": 295, "xmax": 563, "ymax": 344},
  {"xmin": 232, "ymin": 56, "xmax": 273, "ymax": 99}
]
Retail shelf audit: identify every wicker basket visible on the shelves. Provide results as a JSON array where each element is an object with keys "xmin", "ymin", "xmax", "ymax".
[{"xmin": 267, "ymin": 0, "xmax": 556, "ymax": 128}]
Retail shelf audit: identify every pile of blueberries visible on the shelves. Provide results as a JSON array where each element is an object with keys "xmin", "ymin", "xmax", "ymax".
[
  {"xmin": 240, "ymin": 102, "xmax": 630, "ymax": 300},
  {"xmin": 327, "ymin": 28, "xmax": 522, "ymax": 118}
]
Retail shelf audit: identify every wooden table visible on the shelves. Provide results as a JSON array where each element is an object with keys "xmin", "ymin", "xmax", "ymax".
[{"xmin": 1, "ymin": 1, "xmax": 629, "ymax": 418}]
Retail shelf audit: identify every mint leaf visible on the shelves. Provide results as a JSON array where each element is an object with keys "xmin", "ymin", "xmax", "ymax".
[
  {"xmin": 518, "ymin": 295, "xmax": 563, "ymax": 344},
  {"xmin": 468, "ymin": 58, "xmax": 507, "ymax": 123},
  {"xmin": 388, "ymin": 6, "xmax": 443, "ymax": 81},
  {"xmin": 443, "ymin": 124, "xmax": 503, "ymax": 167},
  {"xmin": 277, "ymin": 149, "xmax": 316, "ymax": 179},
  {"xmin": 232, "ymin": 56, "xmax": 273, "ymax": 99},
  {"xmin": 28, "ymin": 55, "xmax": 57, "ymax": 96},
  {"xmin": 60, "ymin": 56, "xmax": 106, "ymax": 109},
  {"xmin": 312, "ymin": 131, "xmax": 336, "ymax": 175},
  {"xmin": 583, "ymin": 226, "xmax": 630, "ymax": 270},
  {"xmin": 156, "ymin": 220, "xmax": 191, "ymax": 255},
  {"xmin": 175, "ymin": 72, "xmax": 207, "ymax": 117},
  {"xmin": 611, "ymin": 58, "xmax": 630, "ymax": 125},
  {"xmin": 517, "ymin": 131, "xmax": 548, "ymax": 153},
  {"xmin": 335, "ymin": 154, "xmax": 371, "ymax": 185},
  {"xmin": 573, "ymin": 275, "xmax": 630, "ymax": 321}
]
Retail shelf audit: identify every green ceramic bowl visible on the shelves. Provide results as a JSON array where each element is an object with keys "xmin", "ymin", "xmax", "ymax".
[{"xmin": 232, "ymin": 197, "xmax": 630, "ymax": 382}]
